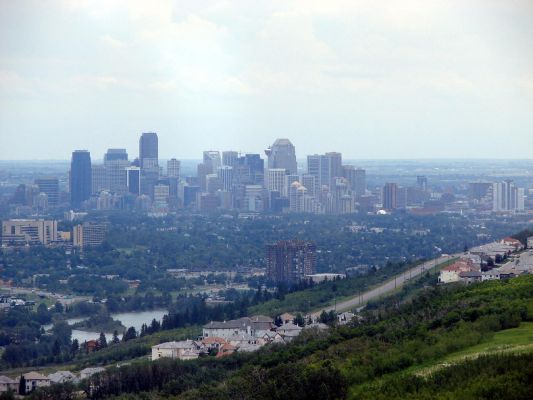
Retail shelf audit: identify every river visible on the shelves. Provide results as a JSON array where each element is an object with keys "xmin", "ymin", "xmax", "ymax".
[{"xmin": 44, "ymin": 310, "xmax": 169, "ymax": 343}]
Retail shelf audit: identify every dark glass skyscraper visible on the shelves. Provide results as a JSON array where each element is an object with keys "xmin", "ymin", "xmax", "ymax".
[
  {"xmin": 139, "ymin": 132, "xmax": 158, "ymax": 169},
  {"xmin": 70, "ymin": 150, "xmax": 92, "ymax": 209}
]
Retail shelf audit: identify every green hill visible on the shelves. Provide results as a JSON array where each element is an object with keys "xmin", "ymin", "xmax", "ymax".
[{"xmin": 30, "ymin": 275, "xmax": 533, "ymax": 400}]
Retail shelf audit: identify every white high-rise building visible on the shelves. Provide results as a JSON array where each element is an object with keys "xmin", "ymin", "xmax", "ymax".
[
  {"xmin": 492, "ymin": 180, "xmax": 525, "ymax": 212},
  {"xmin": 167, "ymin": 159, "xmax": 181, "ymax": 178},
  {"xmin": 217, "ymin": 166, "xmax": 234, "ymax": 191},
  {"xmin": 267, "ymin": 168, "xmax": 287, "ymax": 194},
  {"xmin": 154, "ymin": 184, "xmax": 170, "ymax": 208},
  {"xmin": 307, "ymin": 152, "xmax": 342, "ymax": 189}
]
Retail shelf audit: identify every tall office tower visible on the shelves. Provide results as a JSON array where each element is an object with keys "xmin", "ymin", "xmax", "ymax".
[
  {"xmin": 354, "ymin": 168, "xmax": 366, "ymax": 197},
  {"xmin": 382, "ymin": 182, "xmax": 398, "ymax": 210},
  {"xmin": 167, "ymin": 158, "xmax": 181, "ymax": 178},
  {"xmin": 104, "ymin": 148, "xmax": 128, "ymax": 163},
  {"xmin": 139, "ymin": 132, "xmax": 158, "ymax": 169},
  {"xmin": 285, "ymin": 174, "xmax": 300, "ymax": 198},
  {"xmin": 217, "ymin": 166, "xmax": 234, "ymax": 191},
  {"xmin": 206, "ymin": 174, "xmax": 222, "ymax": 194},
  {"xmin": 342, "ymin": 165, "xmax": 356, "ymax": 192},
  {"xmin": 492, "ymin": 180, "xmax": 525, "ymax": 212},
  {"xmin": 301, "ymin": 174, "xmax": 317, "ymax": 197},
  {"xmin": 326, "ymin": 152, "xmax": 342, "ymax": 184},
  {"xmin": 197, "ymin": 163, "xmax": 210, "ymax": 192},
  {"xmin": 265, "ymin": 138, "xmax": 297, "ymax": 174},
  {"xmin": 267, "ymin": 168, "xmax": 287, "ymax": 195},
  {"xmin": 330, "ymin": 177, "xmax": 349, "ymax": 214},
  {"xmin": 307, "ymin": 152, "xmax": 342, "ymax": 189},
  {"xmin": 1, "ymin": 219, "xmax": 58, "ymax": 246},
  {"xmin": 73, "ymin": 222, "xmax": 107, "ymax": 249},
  {"xmin": 11, "ymin": 184, "xmax": 39, "ymax": 206},
  {"xmin": 417, "ymin": 176, "xmax": 428, "ymax": 192},
  {"xmin": 289, "ymin": 181, "xmax": 307, "ymax": 213},
  {"xmin": 70, "ymin": 150, "xmax": 92, "ymax": 209},
  {"xmin": 35, "ymin": 178, "xmax": 59, "ymax": 206},
  {"xmin": 104, "ymin": 149, "xmax": 129, "ymax": 193},
  {"xmin": 203, "ymin": 151, "xmax": 222, "ymax": 173},
  {"xmin": 91, "ymin": 165, "xmax": 107, "ymax": 195},
  {"xmin": 266, "ymin": 240, "xmax": 316, "ymax": 283},
  {"xmin": 222, "ymin": 151, "xmax": 239, "ymax": 167},
  {"xmin": 468, "ymin": 182, "xmax": 492, "ymax": 201},
  {"xmin": 153, "ymin": 184, "xmax": 170, "ymax": 208},
  {"xmin": 126, "ymin": 167, "xmax": 141, "ymax": 196},
  {"xmin": 244, "ymin": 154, "xmax": 264, "ymax": 184}
]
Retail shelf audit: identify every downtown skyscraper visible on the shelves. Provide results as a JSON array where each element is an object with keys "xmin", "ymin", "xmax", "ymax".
[{"xmin": 70, "ymin": 150, "xmax": 92, "ymax": 209}]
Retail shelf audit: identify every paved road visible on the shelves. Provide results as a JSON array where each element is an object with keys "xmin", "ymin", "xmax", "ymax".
[
  {"xmin": 0, "ymin": 285, "xmax": 91, "ymax": 305},
  {"xmin": 311, "ymin": 255, "xmax": 456, "ymax": 318}
]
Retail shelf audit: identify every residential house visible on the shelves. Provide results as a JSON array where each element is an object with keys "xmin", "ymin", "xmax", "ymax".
[
  {"xmin": 202, "ymin": 316, "xmax": 275, "ymax": 341},
  {"xmin": 201, "ymin": 337, "xmax": 228, "ymax": 352},
  {"xmin": 438, "ymin": 260, "xmax": 479, "ymax": 284},
  {"xmin": 216, "ymin": 343, "xmax": 237, "ymax": 358},
  {"xmin": 279, "ymin": 313, "xmax": 295, "ymax": 324},
  {"xmin": 337, "ymin": 312, "xmax": 356, "ymax": 326},
  {"xmin": 0, "ymin": 376, "xmax": 16, "ymax": 393},
  {"xmin": 20, "ymin": 372, "xmax": 50, "ymax": 394},
  {"xmin": 459, "ymin": 271, "xmax": 482, "ymax": 284},
  {"xmin": 527, "ymin": 236, "xmax": 533, "ymax": 249},
  {"xmin": 276, "ymin": 322, "xmax": 303, "ymax": 342},
  {"xmin": 482, "ymin": 270, "xmax": 501, "ymax": 281},
  {"xmin": 500, "ymin": 237, "xmax": 523, "ymax": 250},
  {"xmin": 304, "ymin": 322, "xmax": 330, "ymax": 331},
  {"xmin": 85, "ymin": 339, "xmax": 99, "ymax": 353},
  {"xmin": 48, "ymin": 371, "xmax": 79, "ymax": 384},
  {"xmin": 80, "ymin": 367, "xmax": 106, "ymax": 380},
  {"xmin": 151, "ymin": 340, "xmax": 203, "ymax": 361}
]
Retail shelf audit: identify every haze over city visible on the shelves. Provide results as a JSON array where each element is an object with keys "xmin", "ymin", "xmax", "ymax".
[{"xmin": 1, "ymin": 0, "xmax": 533, "ymax": 160}]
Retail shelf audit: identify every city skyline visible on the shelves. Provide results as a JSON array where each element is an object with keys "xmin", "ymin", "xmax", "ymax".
[{"xmin": 1, "ymin": 1, "xmax": 533, "ymax": 160}]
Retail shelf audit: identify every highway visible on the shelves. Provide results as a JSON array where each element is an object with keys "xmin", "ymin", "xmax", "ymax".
[{"xmin": 311, "ymin": 254, "xmax": 456, "ymax": 318}]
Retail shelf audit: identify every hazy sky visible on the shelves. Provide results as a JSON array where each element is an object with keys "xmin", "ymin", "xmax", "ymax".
[{"xmin": 1, "ymin": 0, "xmax": 532, "ymax": 160}]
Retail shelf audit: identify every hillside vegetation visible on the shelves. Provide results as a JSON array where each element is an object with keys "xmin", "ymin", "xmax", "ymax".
[{"xmin": 29, "ymin": 275, "xmax": 533, "ymax": 400}]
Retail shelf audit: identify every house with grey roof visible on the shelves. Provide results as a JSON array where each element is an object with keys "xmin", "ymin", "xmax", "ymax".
[
  {"xmin": 151, "ymin": 340, "xmax": 204, "ymax": 361},
  {"xmin": 80, "ymin": 367, "xmax": 106, "ymax": 380},
  {"xmin": 202, "ymin": 316, "xmax": 275, "ymax": 341},
  {"xmin": 21, "ymin": 372, "xmax": 50, "ymax": 394},
  {"xmin": 48, "ymin": 371, "xmax": 79, "ymax": 384},
  {"xmin": 0, "ymin": 376, "xmax": 17, "ymax": 393}
]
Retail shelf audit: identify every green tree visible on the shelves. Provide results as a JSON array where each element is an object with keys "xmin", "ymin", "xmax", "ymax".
[
  {"xmin": 19, "ymin": 375, "xmax": 26, "ymax": 396},
  {"xmin": 99, "ymin": 332, "xmax": 108, "ymax": 349}
]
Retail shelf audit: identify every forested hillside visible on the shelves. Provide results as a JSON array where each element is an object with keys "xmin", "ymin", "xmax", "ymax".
[{"xmin": 30, "ymin": 275, "xmax": 533, "ymax": 400}]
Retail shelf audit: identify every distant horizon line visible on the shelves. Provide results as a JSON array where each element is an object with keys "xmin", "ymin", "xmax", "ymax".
[{"xmin": 1, "ymin": 158, "xmax": 533, "ymax": 162}]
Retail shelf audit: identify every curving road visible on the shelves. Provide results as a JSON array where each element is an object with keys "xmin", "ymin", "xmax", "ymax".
[{"xmin": 311, "ymin": 255, "xmax": 456, "ymax": 318}]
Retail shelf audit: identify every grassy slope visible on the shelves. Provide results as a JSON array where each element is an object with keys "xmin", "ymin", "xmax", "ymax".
[{"xmin": 413, "ymin": 321, "xmax": 533, "ymax": 376}]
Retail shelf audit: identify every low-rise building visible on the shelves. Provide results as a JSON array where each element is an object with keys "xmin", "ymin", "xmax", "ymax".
[
  {"xmin": 48, "ymin": 371, "xmax": 79, "ymax": 384},
  {"xmin": 202, "ymin": 316, "xmax": 275, "ymax": 340},
  {"xmin": 0, "ymin": 376, "xmax": 17, "ymax": 393},
  {"xmin": 151, "ymin": 340, "xmax": 203, "ymax": 361},
  {"xmin": 276, "ymin": 322, "xmax": 303, "ymax": 342},
  {"xmin": 439, "ymin": 260, "xmax": 479, "ymax": 284},
  {"xmin": 482, "ymin": 270, "xmax": 501, "ymax": 281},
  {"xmin": 1, "ymin": 219, "xmax": 57, "ymax": 246},
  {"xmin": 500, "ymin": 237, "xmax": 523, "ymax": 250},
  {"xmin": 337, "ymin": 312, "xmax": 356, "ymax": 325},
  {"xmin": 21, "ymin": 372, "xmax": 50, "ymax": 394},
  {"xmin": 528, "ymin": 236, "xmax": 533, "ymax": 249},
  {"xmin": 80, "ymin": 367, "xmax": 105, "ymax": 380},
  {"xmin": 459, "ymin": 270, "xmax": 482, "ymax": 284}
]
